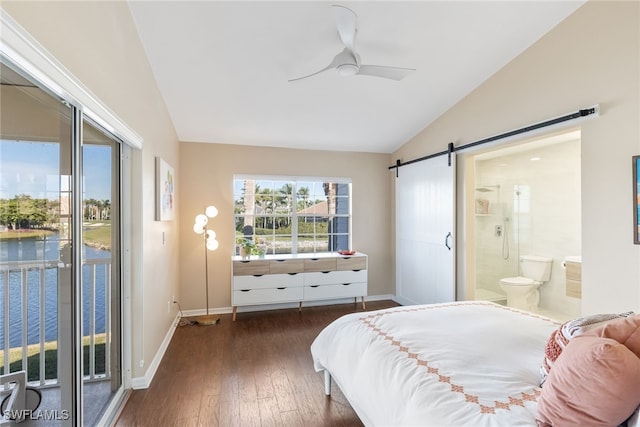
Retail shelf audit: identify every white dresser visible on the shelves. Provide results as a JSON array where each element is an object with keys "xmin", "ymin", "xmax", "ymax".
[{"xmin": 231, "ymin": 252, "xmax": 367, "ymax": 320}]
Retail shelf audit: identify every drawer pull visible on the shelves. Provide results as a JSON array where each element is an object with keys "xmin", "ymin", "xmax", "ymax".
[
  {"xmin": 275, "ymin": 259, "xmax": 286, "ymax": 262},
  {"xmin": 287, "ymin": 273, "xmax": 298, "ymax": 276},
  {"xmin": 253, "ymin": 274, "xmax": 264, "ymax": 277},
  {"xmin": 310, "ymin": 258, "xmax": 319, "ymax": 261},
  {"xmin": 352, "ymin": 269, "xmax": 361, "ymax": 272},
  {"xmin": 277, "ymin": 287, "xmax": 286, "ymax": 290},
  {"xmin": 240, "ymin": 261, "xmax": 250, "ymax": 264},
  {"xmin": 240, "ymin": 289, "xmax": 251, "ymax": 292},
  {"xmin": 310, "ymin": 285, "xmax": 319, "ymax": 288},
  {"xmin": 342, "ymin": 283, "xmax": 351, "ymax": 286},
  {"xmin": 321, "ymin": 271, "xmax": 331, "ymax": 274}
]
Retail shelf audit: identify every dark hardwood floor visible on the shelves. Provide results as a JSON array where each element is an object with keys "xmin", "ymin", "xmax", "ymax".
[{"xmin": 115, "ymin": 300, "xmax": 399, "ymax": 426}]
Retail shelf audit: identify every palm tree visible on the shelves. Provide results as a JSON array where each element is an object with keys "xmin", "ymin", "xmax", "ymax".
[
  {"xmin": 297, "ymin": 186, "xmax": 310, "ymax": 210},
  {"xmin": 240, "ymin": 180, "xmax": 256, "ymax": 233},
  {"xmin": 276, "ymin": 184, "xmax": 294, "ymax": 228}
]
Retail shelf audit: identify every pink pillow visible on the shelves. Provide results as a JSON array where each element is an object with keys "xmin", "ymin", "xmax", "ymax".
[
  {"xmin": 540, "ymin": 313, "xmax": 633, "ymax": 385},
  {"xmin": 584, "ymin": 314, "xmax": 640, "ymax": 357},
  {"xmin": 537, "ymin": 335, "xmax": 640, "ymax": 427}
]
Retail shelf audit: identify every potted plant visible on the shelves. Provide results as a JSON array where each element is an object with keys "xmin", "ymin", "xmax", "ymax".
[{"xmin": 236, "ymin": 237, "xmax": 256, "ymax": 259}]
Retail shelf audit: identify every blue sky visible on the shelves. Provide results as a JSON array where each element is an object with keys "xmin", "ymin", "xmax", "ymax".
[
  {"xmin": 233, "ymin": 179, "xmax": 328, "ymax": 199},
  {"xmin": 0, "ymin": 140, "xmax": 111, "ymax": 201}
]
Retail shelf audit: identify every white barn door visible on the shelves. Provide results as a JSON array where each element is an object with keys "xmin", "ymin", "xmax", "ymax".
[{"xmin": 396, "ymin": 154, "xmax": 456, "ymax": 305}]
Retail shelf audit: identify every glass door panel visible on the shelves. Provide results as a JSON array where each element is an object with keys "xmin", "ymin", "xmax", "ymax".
[
  {"xmin": 0, "ymin": 61, "xmax": 74, "ymax": 422},
  {"xmin": 82, "ymin": 120, "xmax": 121, "ymax": 425}
]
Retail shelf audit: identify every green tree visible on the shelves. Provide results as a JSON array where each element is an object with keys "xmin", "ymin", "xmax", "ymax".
[
  {"xmin": 0, "ymin": 195, "xmax": 52, "ymax": 229},
  {"xmin": 0, "ymin": 197, "xmax": 20, "ymax": 229},
  {"xmin": 297, "ymin": 186, "xmax": 310, "ymax": 210}
]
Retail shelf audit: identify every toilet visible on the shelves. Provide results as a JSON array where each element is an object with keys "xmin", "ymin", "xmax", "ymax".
[{"xmin": 499, "ymin": 255, "xmax": 553, "ymax": 312}]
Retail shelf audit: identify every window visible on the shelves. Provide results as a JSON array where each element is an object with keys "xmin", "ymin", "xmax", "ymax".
[{"xmin": 233, "ymin": 176, "xmax": 351, "ymax": 255}]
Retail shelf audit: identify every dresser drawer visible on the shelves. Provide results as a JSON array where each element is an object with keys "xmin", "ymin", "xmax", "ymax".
[
  {"xmin": 303, "ymin": 257, "xmax": 337, "ymax": 272},
  {"xmin": 304, "ymin": 270, "xmax": 367, "ymax": 286},
  {"xmin": 232, "ymin": 260, "xmax": 270, "ymax": 276},
  {"xmin": 336, "ymin": 255, "xmax": 367, "ymax": 271},
  {"xmin": 233, "ymin": 273, "xmax": 303, "ymax": 291},
  {"xmin": 269, "ymin": 259, "xmax": 304, "ymax": 274},
  {"xmin": 233, "ymin": 287, "xmax": 303, "ymax": 306},
  {"xmin": 231, "ymin": 253, "xmax": 369, "ymax": 320},
  {"xmin": 303, "ymin": 282, "xmax": 367, "ymax": 301}
]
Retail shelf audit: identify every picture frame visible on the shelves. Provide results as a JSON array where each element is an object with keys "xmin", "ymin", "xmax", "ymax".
[
  {"xmin": 632, "ymin": 156, "xmax": 640, "ymax": 245},
  {"xmin": 634, "ymin": 155, "xmax": 639, "ymax": 244},
  {"xmin": 156, "ymin": 157, "xmax": 175, "ymax": 221}
]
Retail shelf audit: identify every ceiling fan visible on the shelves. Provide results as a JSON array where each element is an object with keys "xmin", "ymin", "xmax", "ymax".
[{"xmin": 289, "ymin": 5, "xmax": 416, "ymax": 82}]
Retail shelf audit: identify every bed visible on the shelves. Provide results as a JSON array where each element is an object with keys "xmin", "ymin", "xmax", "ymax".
[{"xmin": 311, "ymin": 301, "xmax": 559, "ymax": 426}]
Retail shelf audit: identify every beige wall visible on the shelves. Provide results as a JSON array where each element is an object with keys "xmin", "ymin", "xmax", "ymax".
[
  {"xmin": 179, "ymin": 142, "xmax": 393, "ymax": 311},
  {"xmin": 2, "ymin": 1, "xmax": 181, "ymax": 378},
  {"xmin": 392, "ymin": 1, "xmax": 640, "ymax": 314}
]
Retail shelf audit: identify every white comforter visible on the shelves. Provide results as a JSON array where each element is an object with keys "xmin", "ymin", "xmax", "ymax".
[{"xmin": 310, "ymin": 301, "xmax": 559, "ymax": 426}]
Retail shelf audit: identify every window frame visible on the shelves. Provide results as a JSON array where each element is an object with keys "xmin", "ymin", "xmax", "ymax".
[{"xmin": 233, "ymin": 174, "xmax": 352, "ymax": 255}]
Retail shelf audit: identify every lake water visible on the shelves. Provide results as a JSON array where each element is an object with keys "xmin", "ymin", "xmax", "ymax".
[{"xmin": 0, "ymin": 234, "xmax": 110, "ymax": 349}]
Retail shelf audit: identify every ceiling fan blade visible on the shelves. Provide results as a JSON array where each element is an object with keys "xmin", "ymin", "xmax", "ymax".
[
  {"xmin": 332, "ymin": 5, "xmax": 357, "ymax": 54},
  {"xmin": 288, "ymin": 49, "xmax": 355, "ymax": 82},
  {"xmin": 288, "ymin": 64, "xmax": 334, "ymax": 82},
  {"xmin": 357, "ymin": 65, "xmax": 415, "ymax": 81}
]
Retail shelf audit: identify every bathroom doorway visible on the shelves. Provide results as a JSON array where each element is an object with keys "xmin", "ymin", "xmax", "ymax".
[{"xmin": 465, "ymin": 129, "xmax": 582, "ymax": 320}]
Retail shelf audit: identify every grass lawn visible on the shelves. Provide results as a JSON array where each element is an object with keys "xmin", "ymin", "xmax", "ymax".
[
  {"xmin": 83, "ymin": 221, "xmax": 112, "ymax": 250},
  {"xmin": 0, "ymin": 229, "xmax": 55, "ymax": 240},
  {"xmin": 0, "ymin": 223, "xmax": 112, "ymax": 251},
  {"xmin": 0, "ymin": 334, "xmax": 107, "ymax": 382}
]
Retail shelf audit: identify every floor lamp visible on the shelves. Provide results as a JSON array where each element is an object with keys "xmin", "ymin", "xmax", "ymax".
[{"xmin": 192, "ymin": 205, "xmax": 220, "ymax": 325}]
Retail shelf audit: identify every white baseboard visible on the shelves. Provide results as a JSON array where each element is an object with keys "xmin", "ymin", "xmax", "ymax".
[{"xmin": 131, "ymin": 313, "xmax": 180, "ymax": 389}]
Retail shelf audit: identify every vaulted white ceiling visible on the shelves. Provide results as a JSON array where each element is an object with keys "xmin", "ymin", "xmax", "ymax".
[{"xmin": 127, "ymin": 1, "xmax": 585, "ymax": 153}]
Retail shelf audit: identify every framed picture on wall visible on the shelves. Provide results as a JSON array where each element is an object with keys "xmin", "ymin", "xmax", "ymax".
[
  {"xmin": 156, "ymin": 157, "xmax": 175, "ymax": 221},
  {"xmin": 634, "ymin": 155, "xmax": 639, "ymax": 244}
]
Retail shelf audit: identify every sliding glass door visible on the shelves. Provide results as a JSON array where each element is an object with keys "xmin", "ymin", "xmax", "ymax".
[{"xmin": 0, "ymin": 59, "xmax": 124, "ymax": 425}]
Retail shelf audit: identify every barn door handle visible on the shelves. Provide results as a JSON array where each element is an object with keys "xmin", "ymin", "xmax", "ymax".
[{"xmin": 445, "ymin": 232, "xmax": 452, "ymax": 251}]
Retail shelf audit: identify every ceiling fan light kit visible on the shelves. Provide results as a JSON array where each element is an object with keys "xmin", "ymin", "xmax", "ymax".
[
  {"xmin": 337, "ymin": 63, "xmax": 359, "ymax": 76},
  {"xmin": 289, "ymin": 5, "xmax": 415, "ymax": 82}
]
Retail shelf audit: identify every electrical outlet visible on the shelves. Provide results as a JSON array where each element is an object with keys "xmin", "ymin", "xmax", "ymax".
[{"xmin": 139, "ymin": 360, "xmax": 144, "ymax": 368}]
